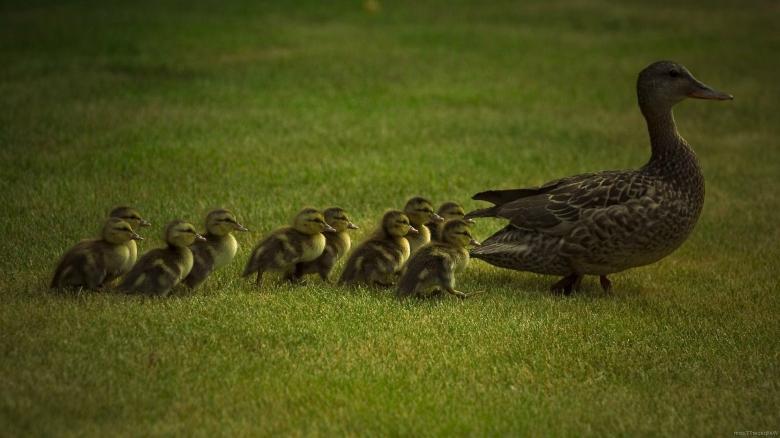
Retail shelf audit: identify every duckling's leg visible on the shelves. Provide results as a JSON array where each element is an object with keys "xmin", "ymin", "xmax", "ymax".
[
  {"xmin": 599, "ymin": 275, "xmax": 612, "ymax": 293},
  {"xmin": 255, "ymin": 270, "xmax": 264, "ymax": 287},
  {"xmin": 550, "ymin": 274, "xmax": 583, "ymax": 295}
]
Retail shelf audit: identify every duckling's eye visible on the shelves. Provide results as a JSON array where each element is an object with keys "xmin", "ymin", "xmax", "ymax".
[{"xmin": 668, "ymin": 70, "xmax": 680, "ymax": 78}]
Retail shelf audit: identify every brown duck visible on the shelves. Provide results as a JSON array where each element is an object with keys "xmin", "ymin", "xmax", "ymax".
[{"xmin": 466, "ymin": 61, "xmax": 732, "ymax": 294}]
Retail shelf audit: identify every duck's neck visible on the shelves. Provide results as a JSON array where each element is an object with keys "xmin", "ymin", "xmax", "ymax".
[{"xmin": 641, "ymin": 105, "xmax": 698, "ymax": 177}]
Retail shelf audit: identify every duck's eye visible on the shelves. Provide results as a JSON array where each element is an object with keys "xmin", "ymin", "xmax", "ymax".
[{"xmin": 668, "ymin": 70, "xmax": 680, "ymax": 78}]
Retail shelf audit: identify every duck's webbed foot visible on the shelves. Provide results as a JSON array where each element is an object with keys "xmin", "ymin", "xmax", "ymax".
[
  {"xmin": 550, "ymin": 274, "xmax": 583, "ymax": 295},
  {"xmin": 599, "ymin": 275, "xmax": 612, "ymax": 293}
]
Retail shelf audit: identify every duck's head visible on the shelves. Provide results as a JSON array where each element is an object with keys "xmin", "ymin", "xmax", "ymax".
[
  {"xmin": 381, "ymin": 210, "xmax": 418, "ymax": 238},
  {"xmin": 205, "ymin": 209, "xmax": 248, "ymax": 236},
  {"xmin": 323, "ymin": 207, "xmax": 359, "ymax": 232},
  {"xmin": 164, "ymin": 220, "xmax": 205, "ymax": 248},
  {"xmin": 292, "ymin": 208, "xmax": 336, "ymax": 235},
  {"xmin": 437, "ymin": 201, "xmax": 475, "ymax": 225},
  {"xmin": 441, "ymin": 220, "xmax": 480, "ymax": 248},
  {"xmin": 102, "ymin": 218, "xmax": 144, "ymax": 245},
  {"xmin": 403, "ymin": 197, "xmax": 443, "ymax": 226},
  {"xmin": 637, "ymin": 61, "xmax": 732, "ymax": 115},
  {"xmin": 109, "ymin": 206, "xmax": 151, "ymax": 230}
]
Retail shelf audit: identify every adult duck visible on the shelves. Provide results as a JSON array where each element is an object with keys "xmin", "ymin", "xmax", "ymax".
[{"xmin": 466, "ymin": 61, "xmax": 732, "ymax": 294}]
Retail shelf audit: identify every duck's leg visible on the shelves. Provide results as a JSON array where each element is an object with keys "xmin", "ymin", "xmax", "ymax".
[
  {"xmin": 599, "ymin": 276, "xmax": 612, "ymax": 293},
  {"xmin": 550, "ymin": 274, "xmax": 583, "ymax": 295}
]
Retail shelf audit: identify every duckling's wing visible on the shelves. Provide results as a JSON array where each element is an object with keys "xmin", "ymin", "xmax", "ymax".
[
  {"xmin": 397, "ymin": 247, "xmax": 453, "ymax": 298},
  {"xmin": 184, "ymin": 240, "xmax": 214, "ymax": 289},
  {"xmin": 470, "ymin": 170, "xmax": 652, "ymax": 234},
  {"xmin": 243, "ymin": 231, "xmax": 299, "ymax": 276},
  {"xmin": 119, "ymin": 249, "xmax": 170, "ymax": 294},
  {"xmin": 50, "ymin": 240, "xmax": 108, "ymax": 289}
]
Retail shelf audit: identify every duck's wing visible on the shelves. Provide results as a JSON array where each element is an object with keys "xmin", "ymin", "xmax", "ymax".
[{"xmin": 468, "ymin": 170, "xmax": 653, "ymax": 235}]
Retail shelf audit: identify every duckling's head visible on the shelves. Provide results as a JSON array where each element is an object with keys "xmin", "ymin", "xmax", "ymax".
[
  {"xmin": 441, "ymin": 220, "xmax": 480, "ymax": 248},
  {"xmin": 637, "ymin": 61, "xmax": 732, "ymax": 115},
  {"xmin": 205, "ymin": 209, "xmax": 249, "ymax": 236},
  {"xmin": 109, "ymin": 206, "xmax": 151, "ymax": 230},
  {"xmin": 102, "ymin": 218, "xmax": 144, "ymax": 245},
  {"xmin": 403, "ymin": 197, "xmax": 443, "ymax": 226},
  {"xmin": 164, "ymin": 220, "xmax": 205, "ymax": 248},
  {"xmin": 323, "ymin": 207, "xmax": 359, "ymax": 232},
  {"xmin": 292, "ymin": 208, "xmax": 336, "ymax": 235},
  {"xmin": 381, "ymin": 210, "xmax": 418, "ymax": 238},
  {"xmin": 437, "ymin": 201, "xmax": 476, "ymax": 225}
]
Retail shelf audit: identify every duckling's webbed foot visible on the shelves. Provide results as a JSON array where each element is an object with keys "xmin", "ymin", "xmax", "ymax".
[
  {"xmin": 445, "ymin": 287, "xmax": 468, "ymax": 300},
  {"xmin": 550, "ymin": 274, "xmax": 583, "ymax": 295},
  {"xmin": 599, "ymin": 275, "xmax": 612, "ymax": 293}
]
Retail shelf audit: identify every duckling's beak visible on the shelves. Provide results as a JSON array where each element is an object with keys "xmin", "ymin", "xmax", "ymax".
[
  {"xmin": 347, "ymin": 222, "xmax": 359, "ymax": 230},
  {"xmin": 140, "ymin": 219, "xmax": 152, "ymax": 227},
  {"xmin": 431, "ymin": 213, "xmax": 445, "ymax": 223},
  {"xmin": 407, "ymin": 226, "xmax": 419, "ymax": 235},
  {"xmin": 469, "ymin": 238, "xmax": 481, "ymax": 246},
  {"xmin": 194, "ymin": 233, "xmax": 207, "ymax": 241},
  {"xmin": 233, "ymin": 222, "xmax": 249, "ymax": 232},
  {"xmin": 323, "ymin": 224, "xmax": 337, "ymax": 233},
  {"xmin": 131, "ymin": 232, "xmax": 144, "ymax": 241},
  {"xmin": 687, "ymin": 79, "xmax": 733, "ymax": 100}
]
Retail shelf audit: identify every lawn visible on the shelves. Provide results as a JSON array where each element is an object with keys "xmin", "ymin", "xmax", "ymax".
[{"xmin": 1, "ymin": 0, "xmax": 779, "ymax": 435}]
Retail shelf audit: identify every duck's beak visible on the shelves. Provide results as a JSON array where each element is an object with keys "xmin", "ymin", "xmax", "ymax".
[
  {"xmin": 687, "ymin": 79, "xmax": 733, "ymax": 100},
  {"xmin": 140, "ymin": 219, "xmax": 152, "ymax": 227},
  {"xmin": 469, "ymin": 238, "xmax": 481, "ymax": 246},
  {"xmin": 323, "ymin": 224, "xmax": 337, "ymax": 233},
  {"xmin": 431, "ymin": 213, "xmax": 445, "ymax": 223},
  {"xmin": 131, "ymin": 232, "xmax": 144, "ymax": 241},
  {"xmin": 407, "ymin": 226, "xmax": 419, "ymax": 235},
  {"xmin": 347, "ymin": 222, "xmax": 359, "ymax": 230},
  {"xmin": 194, "ymin": 233, "xmax": 207, "ymax": 241},
  {"xmin": 233, "ymin": 222, "xmax": 249, "ymax": 232}
]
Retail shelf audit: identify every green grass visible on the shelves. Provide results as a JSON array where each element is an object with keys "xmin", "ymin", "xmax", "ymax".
[{"xmin": 2, "ymin": 0, "xmax": 779, "ymax": 435}]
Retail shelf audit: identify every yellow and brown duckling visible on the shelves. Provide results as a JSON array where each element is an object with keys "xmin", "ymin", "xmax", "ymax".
[
  {"xmin": 397, "ymin": 219, "xmax": 480, "ymax": 299},
  {"xmin": 338, "ymin": 210, "xmax": 417, "ymax": 287},
  {"xmin": 403, "ymin": 196, "xmax": 443, "ymax": 254},
  {"xmin": 109, "ymin": 206, "xmax": 151, "ymax": 273},
  {"xmin": 242, "ymin": 208, "xmax": 335, "ymax": 287},
  {"xmin": 428, "ymin": 201, "xmax": 475, "ymax": 242},
  {"xmin": 183, "ymin": 209, "xmax": 249, "ymax": 289},
  {"xmin": 292, "ymin": 207, "xmax": 358, "ymax": 282},
  {"xmin": 118, "ymin": 220, "xmax": 205, "ymax": 296},
  {"xmin": 50, "ymin": 218, "xmax": 144, "ymax": 290}
]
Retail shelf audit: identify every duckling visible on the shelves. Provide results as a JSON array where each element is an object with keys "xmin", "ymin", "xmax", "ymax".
[
  {"xmin": 292, "ymin": 207, "xmax": 358, "ymax": 282},
  {"xmin": 403, "ymin": 196, "xmax": 443, "ymax": 254},
  {"xmin": 397, "ymin": 219, "xmax": 480, "ymax": 299},
  {"xmin": 242, "ymin": 208, "xmax": 335, "ymax": 287},
  {"xmin": 428, "ymin": 201, "xmax": 476, "ymax": 242},
  {"xmin": 109, "ymin": 206, "xmax": 152, "ymax": 273},
  {"xmin": 183, "ymin": 209, "xmax": 249, "ymax": 289},
  {"xmin": 50, "ymin": 218, "xmax": 144, "ymax": 290},
  {"xmin": 338, "ymin": 210, "xmax": 418, "ymax": 287},
  {"xmin": 118, "ymin": 220, "xmax": 205, "ymax": 296}
]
